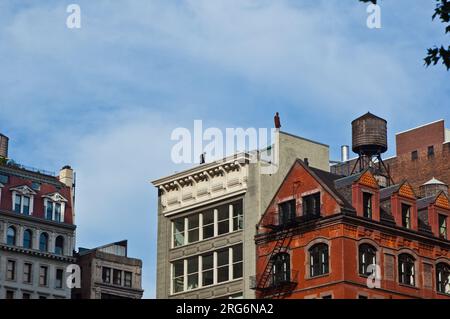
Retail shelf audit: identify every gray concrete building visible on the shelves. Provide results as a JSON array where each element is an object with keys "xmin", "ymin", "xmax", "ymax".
[
  {"xmin": 152, "ymin": 130, "xmax": 330, "ymax": 299},
  {"xmin": 72, "ymin": 240, "xmax": 144, "ymax": 299},
  {"xmin": 0, "ymin": 134, "xmax": 76, "ymax": 299}
]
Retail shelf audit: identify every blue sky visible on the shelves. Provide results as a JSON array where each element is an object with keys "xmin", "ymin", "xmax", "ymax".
[{"xmin": 0, "ymin": 0, "xmax": 448, "ymax": 298}]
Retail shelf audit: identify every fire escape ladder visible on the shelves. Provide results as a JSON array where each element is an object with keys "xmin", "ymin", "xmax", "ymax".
[{"xmin": 257, "ymin": 228, "xmax": 293, "ymax": 290}]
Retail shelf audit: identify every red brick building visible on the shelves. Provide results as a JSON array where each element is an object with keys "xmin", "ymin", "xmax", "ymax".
[{"xmin": 254, "ymin": 159, "xmax": 450, "ymax": 299}]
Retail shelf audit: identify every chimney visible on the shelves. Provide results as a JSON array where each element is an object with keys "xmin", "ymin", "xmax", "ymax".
[
  {"xmin": 341, "ymin": 145, "xmax": 349, "ymax": 162},
  {"xmin": 59, "ymin": 165, "xmax": 74, "ymax": 188},
  {"xmin": 0, "ymin": 134, "xmax": 9, "ymax": 159}
]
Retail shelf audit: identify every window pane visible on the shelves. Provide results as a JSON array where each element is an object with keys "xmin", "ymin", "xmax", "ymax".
[
  {"xmin": 232, "ymin": 201, "xmax": 244, "ymax": 231},
  {"xmin": 7, "ymin": 260, "xmax": 15, "ymax": 280},
  {"xmin": 173, "ymin": 260, "xmax": 184, "ymax": 278},
  {"xmin": 203, "ymin": 224, "xmax": 214, "ymax": 240},
  {"xmin": 188, "ymin": 215, "xmax": 199, "ymax": 243},
  {"xmin": 55, "ymin": 203, "xmax": 62, "ymax": 221},
  {"xmin": 233, "ymin": 245, "xmax": 243, "ymax": 263},
  {"xmin": 187, "ymin": 257, "xmax": 198, "ymax": 274},
  {"xmin": 14, "ymin": 195, "xmax": 21, "ymax": 213},
  {"xmin": 46, "ymin": 202, "xmax": 53, "ymax": 220},
  {"xmin": 23, "ymin": 196, "xmax": 30, "ymax": 215},
  {"xmin": 113, "ymin": 269, "xmax": 122, "ymax": 285},
  {"xmin": 217, "ymin": 266, "xmax": 229, "ymax": 283},
  {"xmin": 233, "ymin": 263, "xmax": 243, "ymax": 279},
  {"xmin": 218, "ymin": 220, "xmax": 229, "ymax": 235},
  {"xmin": 23, "ymin": 230, "xmax": 32, "ymax": 249},
  {"xmin": 124, "ymin": 272, "xmax": 132, "ymax": 288},
  {"xmin": 218, "ymin": 205, "xmax": 229, "ymax": 221},
  {"xmin": 7, "ymin": 227, "xmax": 16, "ymax": 246},
  {"xmin": 39, "ymin": 266, "xmax": 48, "ymax": 286},
  {"xmin": 102, "ymin": 267, "xmax": 111, "ymax": 283},
  {"xmin": 56, "ymin": 269, "xmax": 63, "ymax": 288},
  {"xmin": 217, "ymin": 249, "xmax": 229, "ymax": 267},
  {"xmin": 172, "ymin": 260, "xmax": 184, "ymax": 293},
  {"xmin": 202, "ymin": 270, "xmax": 213, "ymax": 286},
  {"xmin": 173, "ymin": 218, "xmax": 185, "ymax": 247}
]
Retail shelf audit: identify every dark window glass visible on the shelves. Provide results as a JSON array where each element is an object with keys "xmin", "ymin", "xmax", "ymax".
[
  {"xmin": 39, "ymin": 266, "xmax": 48, "ymax": 286},
  {"xmin": 31, "ymin": 182, "xmax": 41, "ymax": 191},
  {"xmin": 46, "ymin": 201, "xmax": 53, "ymax": 220},
  {"xmin": 22, "ymin": 196, "xmax": 30, "ymax": 215},
  {"xmin": 401, "ymin": 204, "xmax": 411, "ymax": 229},
  {"xmin": 233, "ymin": 245, "xmax": 243, "ymax": 279},
  {"xmin": 187, "ymin": 214, "xmax": 199, "ymax": 243},
  {"xmin": 23, "ymin": 263, "xmax": 32, "ymax": 284},
  {"xmin": 272, "ymin": 253, "xmax": 290, "ymax": 286},
  {"xmin": 358, "ymin": 295, "xmax": 369, "ymax": 299},
  {"xmin": 124, "ymin": 272, "xmax": 132, "ymax": 288},
  {"xmin": 217, "ymin": 205, "xmax": 230, "ymax": 235},
  {"xmin": 303, "ymin": 193, "xmax": 321, "ymax": 217},
  {"xmin": 398, "ymin": 254, "xmax": 415, "ymax": 286},
  {"xmin": 411, "ymin": 150, "xmax": 418, "ymax": 160},
  {"xmin": 102, "ymin": 267, "xmax": 111, "ymax": 283},
  {"xmin": 7, "ymin": 260, "xmax": 16, "ymax": 280},
  {"xmin": 39, "ymin": 233, "xmax": 48, "ymax": 252},
  {"xmin": 309, "ymin": 244, "xmax": 329, "ymax": 277},
  {"xmin": 202, "ymin": 210, "xmax": 215, "ymax": 239},
  {"xmin": 22, "ymin": 293, "xmax": 31, "ymax": 299},
  {"xmin": 56, "ymin": 269, "xmax": 63, "ymax": 289},
  {"xmin": 23, "ymin": 229, "xmax": 32, "ymax": 249},
  {"xmin": 436, "ymin": 263, "xmax": 450, "ymax": 295},
  {"xmin": 113, "ymin": 269, "xmax": 122, "ymax": 285},
  {"xmin": 428, "ymin": 146, "xmax": 435, "ymax": 157},
  {"xmin": 363, "ymin": 193, "xmax": 373, "ymax": 219},
  {"xmin": 14, "ymin": 194, "xmax": 21, "ymax": 213},
  {"xmin": 7, "ymin": 226, "xmax": 16, "ymax": 245},
  {"xmin": 0, "ymin": 174, "xmax": 9, "ymax": 184},
  {"xmin": 202, "ymin": 254, "xmax": 214, "ymax": 287},
  {"xmin": 280, "ymin": 200, "xmax": 296, "ymax": 225},
  {"xmin": 217, "ymin": 249, "xmax": 229, "ymax": 283},
  {"xmin": 172, "ymin": 260, "xmax": 184, "ymax": 293},
  {"xmin": 187, "ymin": 257, "xmax": 199, "ymax": 290},
  {"xmin": 232, "ymin": 200, "xmax": 244, "ymax": 231},
  {"xmin": 359, "ymin": 244, "xmax": 377, "ymax": 276},
  {"xmin": 55, "ymin": 236, "xmax": 64, "ymax": 255},
  {"xmin": 55, "ymin": 203, "xmax": 62, "ymax": 222},
  {"xmin": 173, "ymin": 217, "xmax": 185, "ymax": 247},
  {"xmin": 439, "ymin": 214, "xmax": 447, "ymax": 239},
  {"xmin": 6, "ymin": 291, "xmax": 14, "ymax": 299}
]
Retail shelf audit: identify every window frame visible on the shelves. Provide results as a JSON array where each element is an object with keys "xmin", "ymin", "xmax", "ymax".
[
  {"xmin": 303, "ymin": 193, "xmax": 321, "ymax": 218},
  {"xmin": 279, "ymin": 199, "xmax": 297, "ymax": 225},
  {"xmin": 438, "ymin": 214, "xmax": 447, "ymax": 239},
  {"xmin": 55, "ymin": 236, "xmax": 65, "ymax": 255},
  {"xmin": 6, "ymin": 259, "xmax": 16, "ymax": 281},
  {"xmin": 362, "ymin": 192, "xmax": 373, "ymax": 219},
  {"xmin": 55, "ymin": 268, "xmax": 64, "ymax": 289},
  {"xmin": 23, "ymin": 229, "xmax": 33, "ymax": 249},
  {"xmin": 102, "ymin": 267, "xmax": 111, "ymax": 284},
  {"xmin": 7, "ymin": 226, "xmax": 16, "ymax": 246},
  {"xmin": 124, "ymin": 271, "xmax": 132, "ymax": 288},
  {"xmin": 401, "ymin": 203, "xmax": 412, "ymax": 229},
  {"xmin": 398, "ymin": 254, "xmax": 415, "ymax": 287},
  {"xmin": 23, "ymin": 263, "xmax": 33, "ymax": 284},
  {"xmin": 436, "ymin": 263, "xmax": 450, "ymax": 295},
  {"xmin": 39, "ymin": 265, "xmax": 48, "ymax": 287},
  {"xmin": 309, "ymin": 243, "xmax": 329, "ymax": 278},
  {"xmin": 358, "ymin": 244, "xmax": 377, "ymax": 276},
  {"xmin": 39, "ymin": 232, "xmax": 49, "ymax": 252},
  {"xmin": 272, "ymin": 253, "xmax": 291, "ymax": 286}
]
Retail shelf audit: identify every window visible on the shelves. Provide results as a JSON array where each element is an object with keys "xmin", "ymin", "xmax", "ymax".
[
  {"xmin": 428, "ymin": 146, "xmax": 435, "ymax": 157},
  {"xmin": 46, "ymin": 201, "xmax": 53, "ymax": 220},
  {"xmin": 0, "ymin": 173, "xmax": 9, "ymax": 184},
  {"xmin": 56, "ymin": 269, "xmax": 64, "ymax": 289},
  {"xmin": 55, "ymin": 203, "xmax": 62, "ymax": 222},
  {"xmin": 439, "ymin": 214, "xmax": 447, "ymax": 239},
  {"xmin": 23, "ymin": 263, "xmax": 33, "ymax": 284},
  {"xmin": 22, "ymin": 293, "xmax": 31, "ymax": 299},
  {"xmin": 102, "ymin": 267, "xmax": 111, "ymax": 283},
  {"xmin": 202, "ymin": 210, "xmax": 215, "ymax": 239},
  {"xmin": 6, "ymin": 291, "xmax": 14, "ymax": 299},
  {"xmin": 232, "ymin": 201, "xmax": 244, "ymax": 231},
  {"xmin": 172, "ymin": 260, "xmax": 184, "ymax": 293},
  {"xmin": 359, "ymin": 244, "xmax": 377, "ymax": 276},
  {"xmin": 45, "ymin": 201, "xmax": 63, "ymax": 222},
  {"xmin": 39, "ymin": 266, "xmax": 48, "ymax": 286},
  {"xmin": 279, "ymin": 200, "xmax": 296, "ymax": 225},
  {"xmin": 202, "ymin": 254, "xmax": 214, "ymax": 287},
  {"xmin": 217, "ymin": 205, "xmax": 229, "ymax": 235},
  {"xmin": 173, "ymin": 218, "xmax": 185, "ymax": 247},
  {"xmin": 39, "ymin": 232, "xmax": 49, "ymax": 252},
  {"xmin": 7, "ymin": 260, "xmax": 16, "ymax": 280},
  {"xmin": 362, "ymin": 192, "xmax": 373, "ymax": 219},
  {"xmin": 411, "ymin": 150, "xmax": 418, "ymax": 160},
  {"xmin": 124, "ymin": 272, "xmax": 132, "ymax": 288},
  {"xmin": 232, "ymin": 245, "xmax": 243, "ymax": 279},
  {"xmin": 113, "ymin": 269, "xmax": 122, "ymax": 285},
  {"xmin": 31, "ymin": 182, "xmax": 41, "ymax": 191},
  {"xmin": 14, "ymin": 194, "xmax": 31, "ymax": 215},
  {"xmin": 23, "ymin": 229, "xmax": 33, "ymax": 249},
  {"xmin": 187, "ymin": 257, "xmax": 199, "ymax": 290},
  {"xmin": 272, "ymin": 253, "xmax": 290, "ymax": 286},
  {"xmin": 303, "ymin": 193, "xmax": 321, "ymax": 217},
  {"xmin": 398, "ymin": 254, "xmax": 415, "ymax": 286},
  {"xmin": 217, "ymin": 249, "xmax": 229, "ymax": 283},
  {"xmin": 55, "ymin": 236, "xmax": 64, "ymax": 255},
  {"xmin": 7, "ymin": 226, "xmax": 16, "ymax": 245},
  {"xmin": 436, "ymin": 263, "xmax": 450, "ymax": 295},
  {"xmin": 187, "ymin": 214, "xmax": 199, "ymax": 244},
  {"xmin": 309, "ymin": 244, "xmax": 329, "ymax": 277},
  {"xmin": 401, "ymin": 204, "xmax": 411, "ymax": 229}
]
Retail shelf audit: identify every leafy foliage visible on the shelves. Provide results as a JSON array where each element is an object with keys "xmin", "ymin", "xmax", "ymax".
[{"xmin": 359, "ymin": 0, "xmax": 450, "ymax": 70}]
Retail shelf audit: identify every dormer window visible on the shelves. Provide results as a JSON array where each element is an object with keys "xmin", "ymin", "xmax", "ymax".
[
  {"xmin": 363, "ymin": 192, "xmax": 373, "ymax": 219},
  {"xmin": 43, "ymin": 193, "xmax": 67, "ymax": 223},
  {"xmin": 401, "ymin": 204, "xmax": 411, "ymax": 229},
  {"xmin": 439, "ymin": 214, "xmax": 447, "ymax": 239},
  {"xmin": 10, "ymin": 185, "xmax": 36, "ymax": 215}
]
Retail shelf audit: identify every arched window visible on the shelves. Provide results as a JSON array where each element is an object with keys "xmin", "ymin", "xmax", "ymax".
[
  {"xmin": 309, "ymin": 243, "xmax": 329, "ymax": 277},
  {"xmin": 359, "ymin": 244, "xmax": 377, "ymax": 276},
  {"xmin": 23, "ymin": 229, "xmax": 33, "ymax": 249},
  {"xmin": 7, "ymin": 226, "xmax": 16, "ymax": 246},
  {"xmin": 436, "ymin": 263, "xmax": 450, "ymax": 295},
  {"xmin": 272, "ymin": 253, "xmax": 290, "ymax": 286},
  {"xmin": 39, "ymin": 232, "xmax": 49, "ymax": 252},
  {"xmin": 55, "ymin": 236, "xmax": 64, "ymax": 255},
  {"xmin": 398, "ymin": 254, "xmax": 415, "ymax": 286}
]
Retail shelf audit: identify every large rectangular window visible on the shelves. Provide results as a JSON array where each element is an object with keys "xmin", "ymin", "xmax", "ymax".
[
  {"xmin": 279, "ymin": 200, "xmax": 296, "ymax": 225},
  {"xmin": 217, "ymin": 205, "xmax": 229, "ymax": 235},
  {"xmin": 362, "ymin": 192, "xmax": 373, "ymax": 219},
  {"xmin": 439, "ymin": 214, "xmax": 447, "ymax": 239},
  {"xmin": 217, "ymin": 249, "xmax": 229, "ymax": 283},
  {"xmin": 202, "ymin": 210, "xmax": 215, "ymax": 240},
  {"xmin": 102, "ymin": 267, "xmax": 111, "ymax": 283},
  {"xmin": 23, "ymin": 263, "xmax": 32, "ymax": 284},
  {"xmin": 124, "ymin": 272, "xmax": 132, "ymax": 288},
  {"xmin": 187, "ymin": 257, "xmax": 199, "ymax": 291},
  {"xmin": 6, "ymin": 260, "xmax": 16, "ymax": 281},
  {"xmin": 232, "ymin": 245, "xmax": 243, "ymax": 279},
  {"xmin": 113, "ymin": 269, "xmax": 122, "ymax": 285},
  {"xmin": 187, "ymin": 214, "xmax": 199, "ymax": 244},
  {"xmin": 173, "ymin": 218, "xmax": 185, "ymax": 247},
  {"xmin": 402, "ymin": 204, "xmax": 411, "ymax": 229},
  {"xmin": 202, "ymin": 253, "xmax": 214, "ymax": 287},
  {"xmin": 172, "ymin": 260, "xmax": 184, "ymax": 294},
  {"xmin": 232, "ymin": 201, "xmax": 244, "ymax": 231},
  {"xmin": 303, "ymin": 193, "xmax": 321, "ymax": 217}
]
